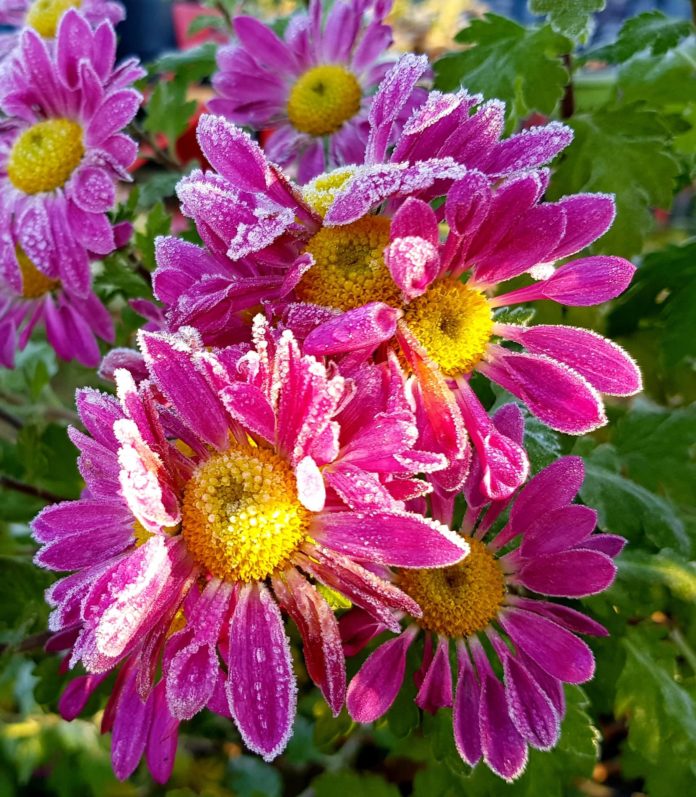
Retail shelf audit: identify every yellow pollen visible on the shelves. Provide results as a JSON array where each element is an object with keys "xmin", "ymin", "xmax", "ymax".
[
  {"xmin": 403, "ymin": 281, "xmax": 493, "ymax": 376},
  {"xmin": 397, "ymin": 539, "xmax": 505, "ymax": 638},
  {"xmin": 26, "ymin": 0, "xmax": 81, "ymax": 37},
  {"xmin": 15, "ymin": 247, "xmax": 59, "ymax": 299},
  {"xmin": 302, "ymin": 168, "xmax": 357, "ymax": 217},
  {"xmin": 132, "ymin": 521, "xmax": 153, "ymax": 548},
  {"xmin": 298, "ymin": 216, "xmax": 401, "ymax": 311},
  {"xmin": 181, "ymin": 445, "xmax": 310, "ymax": 583},
  {"xmin": 287, "ymin": 65, "xmax": 362, "ymax": 136},
  {"xmin": 8, "ymin": 119, "xmax": 84, "ymax": 195}
]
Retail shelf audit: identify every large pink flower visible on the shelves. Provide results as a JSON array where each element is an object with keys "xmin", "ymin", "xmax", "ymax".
[
  {"xmin": 0, "ymin": 10, "xmax": 143, "ymax": 301},
  {"xmin": 343, "ymin": 420, "xmax": 624, "ymax": 781},
  {"xmin": 33, "ymin": 319, "xmax": 468, "ymax": 766},
  {"xmin": 154, "ymin": 60, "xmax": 638, "ymax": 500},
  {"xmin": 210, "ymin": 0, "xmax": 423, "ymax": 182},
  {"xmin": 0, "ymin": 0, "xmax": 124, "ymax": 59}
]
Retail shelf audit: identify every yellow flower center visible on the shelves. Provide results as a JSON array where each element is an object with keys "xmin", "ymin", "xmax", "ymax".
[
  {"xmin": 26, "ymin": 0, "xmax": 81, "ymax": 38},
  {"xmin": 397, "ymin": 539, "xmax": 505, "ymax": 638},
  {"xmin": 287, "ymin": 65, "xmax": 362, "ymax": 136},
  {"xmin": 181, "ymin": 444, "xmax": 310, "ymax": 583},
  {"xmin": 16, "ymin": 247, "xmax": 59, "ymax": 299},
  {"xmin": 403, "ymin": 281, "xmax": 493, "ymax": 376},
  {"xmin": 8, "ymin": 119, "xmax": 84, "ymax": 195},
  {"xmin": 298, "ymin": 216, "xmax": 401, "ymax": 311},
  {"xmin": 302, "ymin": 168, "xmax": 357, "ymax": 217}
]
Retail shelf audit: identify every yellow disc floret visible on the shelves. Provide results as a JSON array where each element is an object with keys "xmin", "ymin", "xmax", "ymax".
[
  {"xmin": 26, "ymin": 0, "xmax": 81, "ymax": 38},
  {"xmin": 287, "ymin": 65, "xmax": 362, "ymax": 136},
  {"xmin": 8, "ymin": 119, "xmax": 84, "ymax": 195},
  {"xmin": 181, "ymin": 444, "xmax": 310, "ymax": 583},
  {"xmin": 16, "ymin": 247, "xmax": 59, "ymax": 299},
  {"xmin": 298, "ymin": 216, "xmax": 401, "ymax": 311},
  {"xmin": 403, "ymin": 280, "xmax": 493, "ymax": 376},
  {"xmin": 397, "ymin": 538, "xmax": 505, "ymax": 638}
]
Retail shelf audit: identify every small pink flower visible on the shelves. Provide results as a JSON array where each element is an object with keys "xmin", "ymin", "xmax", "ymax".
[
  {"xmin": 210, "ymin": 0, "xmax": 424, "ymax": 182},
  {"xmin": 343, "ymin": 434, "xmax": 624, "ymax": 781},
  {"xmin": 33, "ymin": 318, "xmax": 468, "ymax": 767}
]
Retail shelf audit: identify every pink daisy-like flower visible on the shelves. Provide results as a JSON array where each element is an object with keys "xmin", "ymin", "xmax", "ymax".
[
  {"xmin": 0, "ymin": 0, "xmax": 124, "ymax": 59},
  {"xmin": 209, "ymin": 0, "xmax": 425, "ymax": 182},
  {"xmin": 154, "ymin": 59, "xmax": 639, "ymax": 499},
  {"xmin": 33, "ymin": 318, "xmax": 468, "ymax": 769},
  {"xmin": 343, "ymin": 421, "xmax": 625, "ymax": 781},
  {"xmin": 0, "ymin": 10, "xmax": 143, "ymax": 300}
]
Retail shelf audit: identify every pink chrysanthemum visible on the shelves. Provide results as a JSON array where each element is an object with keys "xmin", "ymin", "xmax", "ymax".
[
  {"xmin": 154, "ymin": 57, "xmax": 639, "ymax": 500},
  {"xmin": 33, "ymin": 318, "xmax": 469, "ymax": 771},
  {"xmin": 0, "ymin": 0, "xmax": 124, "ymax": 59},
  {"xmin": 342, "ymin": 417, "xmax": 625, "ymax": 781},
  {"xmin": 209, "ymin": 0, "xmax": 424, "ymax": 181},
  {"xmin": 0, "ymin": 10, "xmax": 143, "ymax": 302}
]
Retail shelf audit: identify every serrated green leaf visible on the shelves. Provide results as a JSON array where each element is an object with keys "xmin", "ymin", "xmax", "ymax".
[
  {"xmin": 434, "ymin": 15, "xmax": 570, "ymax": 124},
  {"xmin": 151, "ymin": 42, "xmax": 218, "ymax": 84},
  {"xmin": 548, "ymin": 104, "xmax": 680, "ymax": 256},
  {"xmin": 492, "ymin": 306, "xmax": 535, "ymax": 326},
  {"xmin": 578, "ymin": 443, "xmax": 690, "ymax": 554},
  {"xmin": 615, "ymin": 626, "xmax": 696, "ymax": 797},
  {"xmin": 523, "ymin": 414, "xmax": 564, "ymax": 473},
  {"xmin": 529, "ymin": 0, "xmax": 605, "ymax": 43},
  {"xmin": 143, "ymin": 79, "xmax": 197, "ymax": 148},
  {"xmin": 617, "ymin": 36, "xmax": 696, "ymax": 108},
  {"xmin": 587, "ymin": 11, "xmax": 694, "ymax": 63},
  {"xmin": 94, "ymin": 252, "xmax": 151, "ymax": 301}
]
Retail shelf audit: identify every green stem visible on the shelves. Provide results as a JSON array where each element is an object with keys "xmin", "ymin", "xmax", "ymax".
[{"xmin": 670, "ymin": 628, "xmax": 696, "ymax": 673}]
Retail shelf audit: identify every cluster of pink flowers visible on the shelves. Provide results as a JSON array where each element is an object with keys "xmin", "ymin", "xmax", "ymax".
[{"xmin": 0, "ymin": 0, "xmax": 641, "ymax": 785}]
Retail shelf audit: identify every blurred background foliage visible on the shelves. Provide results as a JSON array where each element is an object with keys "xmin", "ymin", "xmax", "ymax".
[{"xmin": 1, "ymin": 0, "xmax": 696, "ymax": 795}]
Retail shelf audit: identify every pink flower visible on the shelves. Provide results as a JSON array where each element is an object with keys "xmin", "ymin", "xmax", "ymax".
[
  {"xmin": 33, "ymin": 318, "xmax": 468, "ymax": 767},
  {"xmin": 0, "ymin": 0, "xmax": 124, "ymax": 60},
  {"xmin": 154, "ymin": 58, "xmax": 639, "ymax": 499},
  {"xmin": 210, "ymin": 0, "xmax": 424, "ymax": 182},
  {"xmin": 343, "ymin": 437, "xmax": 625, "ymax": 781},
  {"xmin": 0, "ymin": 10, "xmax": 143, "ymax": 301}
]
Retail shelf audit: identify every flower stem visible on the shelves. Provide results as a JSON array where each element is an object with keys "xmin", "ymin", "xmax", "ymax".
[{"xmin": 0, "ymin": 476, "xmax": 66, "ymax": 504}]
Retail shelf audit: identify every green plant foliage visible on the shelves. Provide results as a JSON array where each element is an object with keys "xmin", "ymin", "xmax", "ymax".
[
  {"xmin": 434, "ymin": 15, "xmax": 570, "ymax": 124},
  {"xmin": 529, "ymin": 0, "xmax": 606, "ymax": 42}
]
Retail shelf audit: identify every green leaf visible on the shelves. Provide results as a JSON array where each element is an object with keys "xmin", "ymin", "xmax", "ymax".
[
  {"xmin": 0, "ymin": 343, "xmax": 57, "ymax": 402},
  {"xmin": 616, "ymin": 36, "xmax": 696, "ymax": 109},
  {"xmin": 187, "ymin": 14, "xmax": 226, "ymax": 36},
  {"xmin": 134, "ymin": 202, "xmax": 172, "ymax": 272},
  {"xmin": 136, "ymin": 171, "xmax": 185, "ymax": 211},
  {"xmin": 434, "ymin": 15, "xmax": 570, "ymax": 124},
  {"xmin": 0, "ymin": 557, "xmax": 51, "ymax": 638},
  {"xmin": 227, "ymin": 756, "xmax": 282, "ymax": 797},
  {"xmin": 618, "ymin": 549, "xmax": 696, "ymax": 602},
  {"xmin": 312, "ymin": 772, "xmax": 401, "ymax": 797},
  {"xmin": 529, "ymin": 0, "xmax": 605, "ymax": 43},
  {"xmin": 578, "ymin": 442, "xmax": 690, "ymax": 554},
  {"xmin": 587, "ymin": 11, "xmax": 694, "ymax": 63},
  {"xmin": 523, "ymin": 414, "xmax": 564, "ymax": 473},
  {"xmin": 94, "ymin": 252, "xmax": 151, "ymax": 302},
  {"xmin": 548, "ymin": 104, "xmax": 680, "ymax": 256},
  {"xmin": 607, "ymin": 242, "xmax": 696, "ymax": 372},
  {"xmin": 615, "ymin": 626, "xmax": 696, "ymax": 797},
  {"xmin": 143, "ymin": 79, "xmax": 197, "ymax": 148},
  {"xmin": 151, "ymin": 42, "xmax": 218, "ymax": 84}
]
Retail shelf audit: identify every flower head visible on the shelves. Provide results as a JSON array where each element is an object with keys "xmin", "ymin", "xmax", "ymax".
[
  {"xmin": 343, "ymin": 427, "xmax": 625, "ymax": 781},
  {"xmin": 154, "ymin": 58, "xmax": 638, "ymax": 500},
  {"xmin": 0, "ymin": 0, "xmax": 124, "ymax": 58},
  {"xmin": 33, "ymin": 319, "xmax": 468, "ymax": 765},
  {"xmin": 0, "ymin": 10, "xmax": 143, "ymax": 298},
  {"xmin": 210, "ymin": 0, "xmax": 424, "ymax": 181}
]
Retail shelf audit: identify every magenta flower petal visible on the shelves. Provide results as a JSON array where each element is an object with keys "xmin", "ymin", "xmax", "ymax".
[
  {"xmin": 219, "ymin": 383, "xmax": 275, "ymax": 443},
  {"xmin": 519, "ymin": 504, "xmax": 598, "ymax": 558},
  {"xmin": 59, "ymin": 673, "xmax": 108, "ymax": 721},
  {"xmin": 512, "ymin": 598, "xmax": 609, "ymax": 638},
  {"xmin": 111, "ymin": 668, "xmax": 154, "ymax": 781},
  {"xmin": 477, "ymin": 655, "xmax": 528, "ymax": 781},
  {"xmin": 501, "ymin": 651, "xmax": 560, "ymax": 750},
  {"xmin": 500, "ymin": 609, "xmax": 595, "ymax": 684},
  {"xmin": 346, "ymin": 628, "xmax": 416, "ymax": 722},
  {"xmin": 484, "ymin": 121, "xmax": 573, "ymax": 177},
  {"xmin": 304, "ymin": 302, "xmax": 400, "ymax": 355},
  {"xmin": 273, "ymin": 568, "xmax": 346, "ymax": 716},
  {"xmin": 453, "ymin": 645, "xmax": 483, "ymax": 766},
  {"xmin": 196, "ymin": 114, "xmax": 270, "ymax": 193},
  {"xmin": 226, "ymin": 583, "xmax": 297, "ymax": 761},
  {"xmin": 146, "ymin": 684, "xmax": 179, "ymax": 784},
  {"xmin": 233, "ymin": 16, "xmax": 298, "ymax": 73},
  {"xmin": 479, "ymin": 350, "xmax": 607, "ymax": 435},
  {"xmin": 386, "ymin": 236, "xmax": 440, "ymax": 301},
  {"xmin": 415, "ymin": 636, "xmax": 454, "ymax": 712},
  {"xmin": 517, "ymin": 549, "xmax": 617, "ymax": 598},
  {"xmin": 315, "ymin": 510, "xmax": 469, "ymax": 568},
  {"xmin": 547, "ymin": 193, "xmax": 616, "ymax": 260},
  {"xmin": 501, "ymin": 324, "xmax": 642, "ymax": 397}
]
